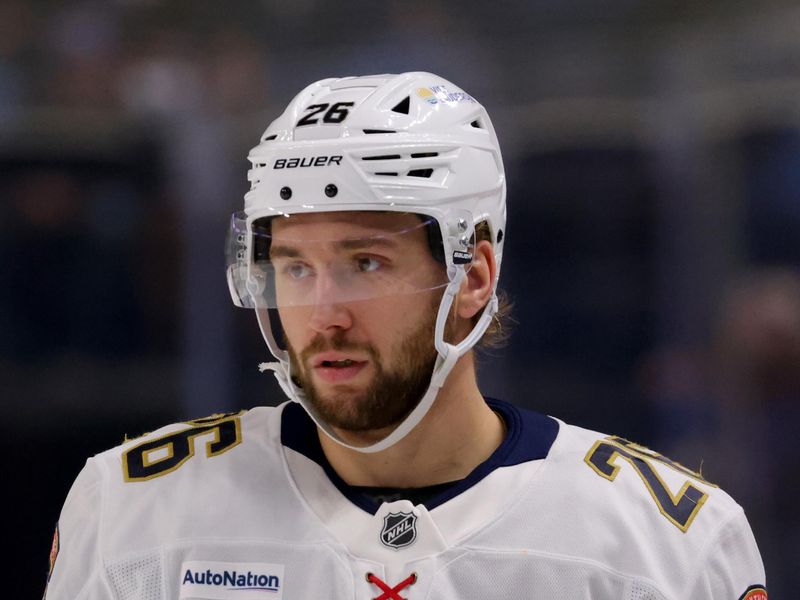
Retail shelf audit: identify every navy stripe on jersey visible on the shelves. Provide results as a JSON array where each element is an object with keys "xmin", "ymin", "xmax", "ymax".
[{"xmin": 281, "ymin": 398, "xmax": 559, "ymax": 514}]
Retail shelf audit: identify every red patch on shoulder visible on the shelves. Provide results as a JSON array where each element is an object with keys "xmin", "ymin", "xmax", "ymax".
[
  {"xmin": 47, "ymin": 525, "xmax": 59, "ymax": 580},
  {"xmin": 739, "ymin": 585, "xmax": 767, "ymax": 600}
]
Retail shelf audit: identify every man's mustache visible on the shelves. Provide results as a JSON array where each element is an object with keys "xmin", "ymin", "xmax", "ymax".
[{"xmin": 299, "ymin": 332, "xmax": 381, "ymax": 363}]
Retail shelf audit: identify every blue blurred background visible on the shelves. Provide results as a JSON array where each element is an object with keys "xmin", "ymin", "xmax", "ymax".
[{"xmin": 2, "ymin": 0, "xmax": 798, "ymax": 596}]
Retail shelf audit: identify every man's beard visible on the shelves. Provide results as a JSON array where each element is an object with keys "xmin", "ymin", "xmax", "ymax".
[{"xmin": 286, "ymin": 302, "xmax": 440, "ymax": 432}]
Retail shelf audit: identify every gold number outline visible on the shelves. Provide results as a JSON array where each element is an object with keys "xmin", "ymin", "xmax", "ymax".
[
  {"xmin": 122, "ymin": 413, "xmax": 243, "ymax": 482},
  {"xmin": 584, "ymin": 436, "xmax": 715, "ymax": 532}
]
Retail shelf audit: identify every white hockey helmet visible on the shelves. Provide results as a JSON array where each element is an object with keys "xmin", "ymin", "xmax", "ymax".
[{"xmin": 226, "ymin": 72, "xmax": 506, "ymax": 452}]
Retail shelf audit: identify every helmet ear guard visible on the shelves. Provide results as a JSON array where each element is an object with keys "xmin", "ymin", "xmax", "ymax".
[{"xmin": 232, "ymin": 72, "xmax": 506, "ymax": 453}]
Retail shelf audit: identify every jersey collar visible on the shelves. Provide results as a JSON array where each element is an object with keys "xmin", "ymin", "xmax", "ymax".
[{"xmin": 281, "ymin": 398, "xmax": 558, "ymax": 514}]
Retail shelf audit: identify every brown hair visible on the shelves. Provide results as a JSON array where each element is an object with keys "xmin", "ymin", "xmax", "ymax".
[{"xmin": 473, "ymin": 221, "xmax": 514, "ymax": 349}]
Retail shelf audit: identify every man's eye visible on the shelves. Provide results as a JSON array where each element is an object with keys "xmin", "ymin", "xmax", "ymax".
[
  {"xmin": 356, "ymin": 257, "xmax": 381, "ymax": 273},
  {"xmin": 285, "ymin": 263, "xmax": 313, "ymax": 279}
]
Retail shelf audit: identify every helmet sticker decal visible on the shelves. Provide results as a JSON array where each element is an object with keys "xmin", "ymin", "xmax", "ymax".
[
  {"xmin": 416, "ymin": 85, "xmax": 477, "ymax": 105},
  {"xmin": 273, "ymin": 156, "xmax": 342, "ymax": 169},
  {"xmin": 296, "ymin": 101, "xmax": 355, "ymax": 127}
]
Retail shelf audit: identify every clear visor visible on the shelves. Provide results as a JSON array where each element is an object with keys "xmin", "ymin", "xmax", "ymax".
[{"xmin": 226, "ymin": 210, "xmax": 474, "ymax": 309}]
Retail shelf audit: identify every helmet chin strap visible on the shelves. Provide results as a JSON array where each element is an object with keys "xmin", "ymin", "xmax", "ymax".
[{"xmin": 256, "ymin": 270, "xmax": 498, "ymax": 454}]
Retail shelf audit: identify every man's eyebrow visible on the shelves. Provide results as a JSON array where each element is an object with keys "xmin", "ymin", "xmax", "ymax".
[
  {"xmin": 337, "ymin": 236, "xmax": 399, "ymax": 251},
  {"xmin": 269, "ymin": 235, "xmax": 399, "ymax": 258},
  {"xmin": 268, "ymin": 245, "xmax": 302, "ymax": 259}
]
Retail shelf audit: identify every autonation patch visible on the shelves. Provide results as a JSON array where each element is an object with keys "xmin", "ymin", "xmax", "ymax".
[{"xmin": 178, "ymin": 561, "xmax": 284, "ymax": 600}]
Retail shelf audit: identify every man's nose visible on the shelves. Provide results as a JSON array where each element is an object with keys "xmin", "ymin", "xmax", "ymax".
[
  {"xmin": 308, "ymin": 300, "xmax": 353, "ymax": 333},
  {"xmin": 307, "ymin": 270, "xmax": 353, "ymax": 332}
]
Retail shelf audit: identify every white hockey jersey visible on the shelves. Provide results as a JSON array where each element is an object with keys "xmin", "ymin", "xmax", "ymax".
[{"xmin": 45, "ymin": 399, "xmax": 766, "ymax": 600}]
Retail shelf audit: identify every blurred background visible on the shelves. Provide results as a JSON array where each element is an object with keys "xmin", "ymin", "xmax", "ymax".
[{"xmin": 2, "ymin": 0, "xmax": 798, "ymax": 596}]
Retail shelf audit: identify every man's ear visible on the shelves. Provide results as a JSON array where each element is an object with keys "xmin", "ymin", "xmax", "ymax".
[{"xmin": 456, "ymin": 240, "xmax": 497, "ymax": 319}]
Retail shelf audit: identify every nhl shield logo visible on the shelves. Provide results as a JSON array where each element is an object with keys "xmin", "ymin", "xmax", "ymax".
[{"xmin": 380, "ymin": 511, "xmax": 417, "ymax": 550}]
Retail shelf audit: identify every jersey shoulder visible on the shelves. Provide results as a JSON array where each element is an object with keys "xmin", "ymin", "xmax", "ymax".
[
  {"xmin": 66, "ymin": 404, "xmax": 305, "ymax": 556},
  {"xmin": 82, "ymin": 404, "xmax": 289, "ymax": 511},
  {"xmin": 547, "ymin": 420, "xmax": 743, "ymax": 533},
  {"xmin": 492, "ymin": 418, "xmax": 764, "ymax": 598},
  {"xmin": 92, "ymin": 404, "xmax": 284, "ymax": 476}
]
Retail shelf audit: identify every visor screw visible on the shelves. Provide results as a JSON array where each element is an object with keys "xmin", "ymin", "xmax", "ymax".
[
  {"xmin": 459, "ymin": 235, "xmax": 470, "ymax": 247},
  {"xmin": 457, "ymin": 218, "xmax": 468, "ymax": 232},
  {"xmin": 280, "ymin": 186, "xmax": 292, "ymax": 200},
  {"xmin": 325, "ymin": 183, "xmax": 338, "ymax": 198}
]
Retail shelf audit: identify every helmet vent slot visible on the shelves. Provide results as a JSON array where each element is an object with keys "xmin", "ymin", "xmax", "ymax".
[
  {"xmin": 362, "ymin": 154, "xmax": 402, "ymax": 161},
  {"xmin": 407, "ymin": 168, "xmax": 434, "ymax": 178},
  {"xmin": 375, "ymin": 172, "xmax": 399, "ymax": 176},
  {"xmin": 390, "ymin": 96, "xmax": 411, "ymax": 115},
  {"xmin": 363, "ymin": 129, "xmax": 396, "ymax": 134},
  {"xmin": 410, "ymin": 152, "xmax": 439, "ymax": 158},
  {"xmin": 470, "ymin": 119, "xmax": 484, "ymax": 129},
  {"xmin": 263, "ymin": 134, "xmax": 278, "ymax": 141}
]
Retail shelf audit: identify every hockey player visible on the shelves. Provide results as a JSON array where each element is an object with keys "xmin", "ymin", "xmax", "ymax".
[{"xmin": 46, "ymin": 72, "xmax": 767, "ymax": 600}]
